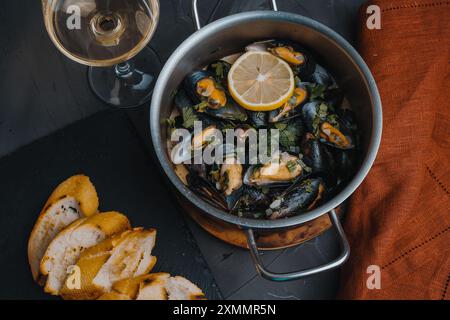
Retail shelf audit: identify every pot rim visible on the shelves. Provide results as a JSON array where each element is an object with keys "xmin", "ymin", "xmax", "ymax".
[{"xmin": 150, "ymin": 10, "xmax": 382, "ymax": 230}]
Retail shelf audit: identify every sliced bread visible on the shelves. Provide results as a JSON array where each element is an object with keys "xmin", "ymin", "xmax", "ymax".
[
  {"xmin": 61, "ymin": 228, "xmax": 157, "ymax": 300},
  {"xmin": 97, "ymin": 273, "xmax": 205, "ymax": 300},
  {"xmin": 40, "ymin": 211, "xmax": 130, "ymax": 295}
]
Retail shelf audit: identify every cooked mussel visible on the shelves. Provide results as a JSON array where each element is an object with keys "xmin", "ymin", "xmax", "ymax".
[
  {"xmin": 184, "ymin": 70, "xmax": 227, "ymax": 108},
  {"xmin": 301, "ymin": 133, "xmax": 335, "ymax": 175},
  {"xmin": 301, "ymin": 101, "xmax": 354, "ymax": 149},
  {"xmin": 319, "ymin": 122, "xmax": 354, "ymax": 150},
  {"xmin": 183, "ymin": 70, "xmax": 247, "ymax": 122},
  {"xmin": 267, "ymin": 178, "xmax": 325, "ymax": 219},
  {"xmin": 244, "ymin": 152, "xmax": 310, "ymax": 187},
  {"xmin": 171, "ymin": 125, "xmax": 220, "ymax": 164},
  {"xmin": 216, "ymin": 156, "xmax": 244, "ymax": 210},
  {"xmin": 246, "ymin": 39, "xmax": 316, "ymax": 78},
  {"xmin": 269, "ymin": 83, "xmax": 309, "ymax": 123}
]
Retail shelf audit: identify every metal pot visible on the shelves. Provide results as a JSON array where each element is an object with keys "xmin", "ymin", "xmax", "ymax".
[{"xmin": 150, "ymin": 0, "xmax": 382, "ymax": 281}]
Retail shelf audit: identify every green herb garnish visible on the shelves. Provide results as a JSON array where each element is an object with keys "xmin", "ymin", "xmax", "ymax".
[{"xmin": 181, "ymin": 107, "xmax": 198, "ymax": 129}]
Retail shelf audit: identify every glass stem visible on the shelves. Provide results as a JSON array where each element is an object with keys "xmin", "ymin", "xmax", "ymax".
[{"xmin": 115, "ymin": 61, "xmax": 134, "ymax": 79}]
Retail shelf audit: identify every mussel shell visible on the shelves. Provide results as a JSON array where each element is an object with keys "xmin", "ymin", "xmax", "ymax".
[
  {"xmin": 248, "ymin": 111, "xmax": 268, "ymax": 128},
  {"xmin": 206, "ymin": 96, "xmax": 248, "ymax": 122},
  {"xmin": 183, "ymin": 70, "xmax": 217, "ymax": 103},
  {"xmin": 186, "ymin": 166, "xmax": 228, "ymax": 211},
  {"xmin": 305, "ymin": 64, "xmax": 335, "ymax": 87},
  {"xmin": 183, "ymin": 70, "xmax": 247, "ymax": 122},
  {"xmin": 301, "ymin": 101, "xmax": 323, "ymax": 132},
  {"xmin": 268, "ymin": 178, "xmax": 324, "ymax": 219},
  {"xmin": 301, "ymin": 134, "xmax": 335, "ymax": 175}
]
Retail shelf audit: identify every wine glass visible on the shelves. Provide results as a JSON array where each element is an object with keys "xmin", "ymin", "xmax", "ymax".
[{"xmin": 42, "ymin": 0, "xmax": 160, "ymax": 108}]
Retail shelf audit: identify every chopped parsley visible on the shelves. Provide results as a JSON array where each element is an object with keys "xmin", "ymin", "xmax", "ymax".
[{"xmin": 181, "ymin": 107, "xmax": 198, "ymax": 129}]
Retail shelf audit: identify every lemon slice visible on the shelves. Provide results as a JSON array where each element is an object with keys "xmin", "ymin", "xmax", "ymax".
[{"xmin": 228, "ymin": 51, "xmax": 295, "ymax": 111}]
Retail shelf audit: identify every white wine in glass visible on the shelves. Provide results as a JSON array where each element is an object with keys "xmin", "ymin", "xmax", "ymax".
[{"xmin": 42, "ymin": 0, "xmax": 160, "ymax": 108}]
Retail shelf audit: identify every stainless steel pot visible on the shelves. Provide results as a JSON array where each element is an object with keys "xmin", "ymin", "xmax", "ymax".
[{"xmin": 150, "ymin": 0, "xmax": 382, "ymax": 281}]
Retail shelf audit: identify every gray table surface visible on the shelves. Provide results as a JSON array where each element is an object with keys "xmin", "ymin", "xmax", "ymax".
[{"xmin": 0, "ymin": 0, "xmax": 366, "ymax": 300}]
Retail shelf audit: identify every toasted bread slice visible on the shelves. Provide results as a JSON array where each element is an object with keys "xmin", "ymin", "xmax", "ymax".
[
  {"xmin": 61, "ymin": 228, "xmax": 157, "ymax": 300},
  {"xmin": 40, "ymin": 212, "xmax": 130, "ymax": 295},
  {"xmin": 97, "ymin": 273, "xmax": 205, "ymax": 300},
  {"xmin": 92, "ymin": 228, "xmax": 157, "ymax": 292},
  {"xmin": 98, "ymin": 273, "xmax": 170, "ymax": 300},
  {"xmin": 60, "ymin": 236, "xmax": 114, "ymax": 300},
  {"xmin": 28, "ymin": 175, "xmax": 99, "ymax": 282},
  {"xmin": 161, "ymin": 276, "xmax": 206, "ymax": 300}
]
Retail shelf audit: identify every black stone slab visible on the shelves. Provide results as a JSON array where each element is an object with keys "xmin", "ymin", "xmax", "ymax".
[{"xmin": 0, "ymin": 110, "xmax": 222, "ymax": 300}]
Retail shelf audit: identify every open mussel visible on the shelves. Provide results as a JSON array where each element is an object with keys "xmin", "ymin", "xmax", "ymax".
[
  {"xmin": 215, "ymin": 156, "xmax": 244, "ymax": 210},
  {"xmin": 269, "ymin": 83, "xmax": 309, "ymax": 123},
  {"xmin": 244, "ymin": 152, "xmax": 311, "ymax": 187},
  {"xmin": 246, "ymin": 39, "xmax": 316, "ymax": 79},
  {"xmin": 184, "ymin": 70, "xmax": 247, "ymax": 122},
  {"xmin": 171, "ymin": 125, "xmax": 221, "ymax": 164},
  {"xmin": 267, "ymin": 178, "xmax": 325, "ymax": 220},
  {"xmin": 301, "ymin": 101, "xmax": 354, "ymax": 150}
]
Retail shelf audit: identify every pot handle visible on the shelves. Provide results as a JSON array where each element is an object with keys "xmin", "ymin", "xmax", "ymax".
[
  {"xmin": 245, "ymin": 209, "xmax": 350, "ymax": 281},
  {"xmin": 192, "ymin": 0, "xmax": 278, "ymax": 31}
]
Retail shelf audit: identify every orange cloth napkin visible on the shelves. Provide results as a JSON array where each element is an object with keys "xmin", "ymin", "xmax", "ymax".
[{"xmin": 338, "ymin": 0, "xmax": 450, "ymax": 300}]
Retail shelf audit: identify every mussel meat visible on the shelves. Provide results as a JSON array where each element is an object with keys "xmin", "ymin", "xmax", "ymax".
[
  {"xmin": 244, "ymin": 152, "xmax": 309, "ymax": 187},
  {"xmin": 216, "ymin": 156, "xmax": 244, "ymax": 210},
  {"xmin": 171, "ymin": 125, "xmax": 220, "ymax": 164},
  {"xmin": 269, "ymin": 83, "xmax": 309, "ymax": 123}
]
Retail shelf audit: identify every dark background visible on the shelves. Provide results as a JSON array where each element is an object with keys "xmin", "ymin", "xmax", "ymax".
[{"xmin": 0, "ymin": 0, "xmax": 367, "ymax": 299}]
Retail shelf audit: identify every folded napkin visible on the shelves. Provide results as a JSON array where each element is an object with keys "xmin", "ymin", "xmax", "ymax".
[{"xmin": 338, "ymin": 0, "xmax": 450, "ymax": 300}]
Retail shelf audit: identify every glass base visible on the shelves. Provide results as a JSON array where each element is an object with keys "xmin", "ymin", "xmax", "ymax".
[{"xmin": 88, "ymin": 46, "xmax": 161, "ymax": 109}]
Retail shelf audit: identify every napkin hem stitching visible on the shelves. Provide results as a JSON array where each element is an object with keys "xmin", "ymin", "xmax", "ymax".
[
  {"xmin": 442, "ymin": 273, "xmax": 450, "ymax": 300},
  {"xmin": 382, "ymin": 1, "xmax": 450, "ymax": 12},
  {"xmin": 426, "ymin": 166, "xmax": 449, "ymax": 197},
  {"xmin": 381, "ymin": 226, "xmax": 450, "ymax": 269}
]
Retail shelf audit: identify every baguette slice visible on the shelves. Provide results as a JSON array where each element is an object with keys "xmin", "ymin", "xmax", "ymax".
[
  {"xmin": 98, "ymin": 273, "xmax": 206, "ymax": 300},
  {"xmin": 28, "ymin": 175, "xmax": 99, "ymax": 282},
  {"xmin": 163, "ymin": 276, "xmax": 206, "ymax": 300},
  {"xmin": 40, "ymin": 212, "xmax": 130, "ymax": 295},
  {"xmin": 61, "ymin": 228, "xmax": 157, "ymax": 300},
  {"xmin": 99, "ymin": 273, "xmax": 170, "ymax": 300}
]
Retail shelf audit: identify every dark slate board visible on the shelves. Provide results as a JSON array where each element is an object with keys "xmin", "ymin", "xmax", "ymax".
[{"xmin": 0, "ymin": 110, "xmax": 222, "ymax": 300}]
